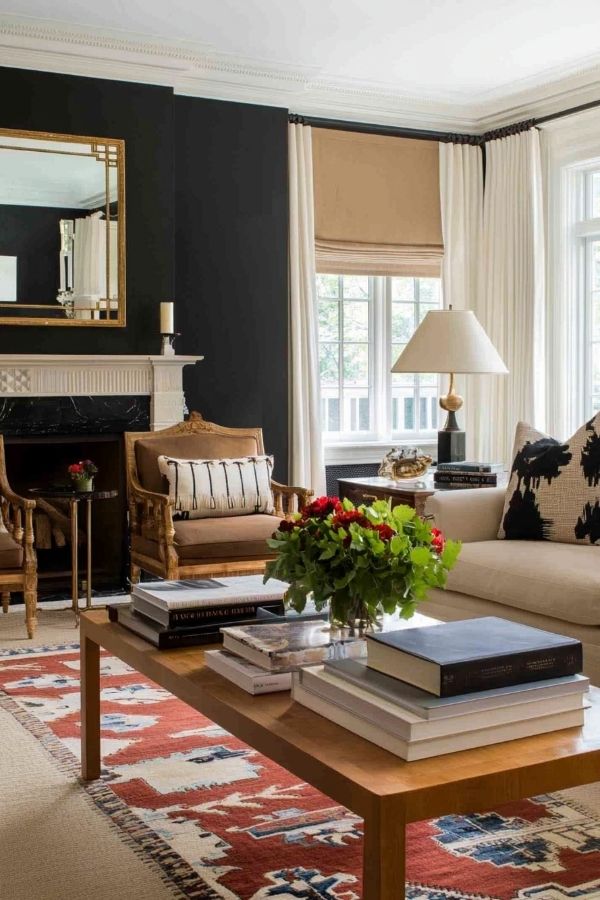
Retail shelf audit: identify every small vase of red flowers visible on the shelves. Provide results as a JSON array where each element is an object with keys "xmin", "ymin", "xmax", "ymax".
[
  {"xmin": 68, "ymin": 459, "xmax": 98, "ymax": 492},
  {"xmin": 265, "ymin": 496, "xmax": 460, "ymax": 634}
]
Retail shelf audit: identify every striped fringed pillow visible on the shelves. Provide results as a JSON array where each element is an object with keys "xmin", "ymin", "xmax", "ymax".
[{"xmin": 157, "ymin": 454, "xmax": 275, "ymax": 519}]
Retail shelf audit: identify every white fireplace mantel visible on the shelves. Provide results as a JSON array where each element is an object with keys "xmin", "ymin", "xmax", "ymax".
[{"xmin": 0, "ymin": 354, "xmax": 203, "ymax": 430}]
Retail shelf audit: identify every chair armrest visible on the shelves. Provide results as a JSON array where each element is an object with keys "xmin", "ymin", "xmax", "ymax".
[
  {"xmin": 271, "ymin": 480, "xmax": 313, "ymax": 516},
  {"xmin": 424, "ymin": 487, "xmax": 506, "ymax": 543},
  {"xmin": 129, "ymin": 479, "xmax": 171, "ymax": 508}
]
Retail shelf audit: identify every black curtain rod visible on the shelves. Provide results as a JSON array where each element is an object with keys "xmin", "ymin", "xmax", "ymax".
[
  {"xmin": 290, "ymin": 94, "xmax": 600, "ymax": 144},
  {"xmin": 288, "ymin": 113, "xmax": 480, "ymax": 145}
]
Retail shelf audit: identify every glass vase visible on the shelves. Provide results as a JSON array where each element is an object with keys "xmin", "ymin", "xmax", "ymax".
[{"xmin": 328, "ymin": 592, "xmax": 384, "ymax": 637}]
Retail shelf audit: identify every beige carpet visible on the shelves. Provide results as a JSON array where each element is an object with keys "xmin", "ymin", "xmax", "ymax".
[{"xmin": 0, "ymin": 604, "xmax": 180, "ymax": 900}]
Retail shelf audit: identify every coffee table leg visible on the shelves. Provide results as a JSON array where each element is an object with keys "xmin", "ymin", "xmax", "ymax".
[
  {"xmin": 81, "ymin": 629, "xmax": 101, "ymax": 780},
  {"xmin": 85, "ymin": 498, "xmax": 92, "ymax": 610},
  {"xmin": 363, "ymin": 800, "xmax": 406, "ymax": 900}
]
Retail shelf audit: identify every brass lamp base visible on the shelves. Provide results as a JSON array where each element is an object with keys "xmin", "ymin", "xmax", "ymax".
[{"xmin": 438, "ymin": 372, "xmax": 465, "ymax": 463}]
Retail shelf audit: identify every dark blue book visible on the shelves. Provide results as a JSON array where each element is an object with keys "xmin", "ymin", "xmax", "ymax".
[{"xmin": 366, "ymin": 617, "xmax": 582, "ymax": 697}]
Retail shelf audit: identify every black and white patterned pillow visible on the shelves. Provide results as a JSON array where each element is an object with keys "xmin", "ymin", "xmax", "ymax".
[
  {"xmin": 158, "ymin": 454, "xmax": 275, "ymax": 519},
  {"xmin": 498, "ymin": 414, "xmax": 600, "ymax": 544}
]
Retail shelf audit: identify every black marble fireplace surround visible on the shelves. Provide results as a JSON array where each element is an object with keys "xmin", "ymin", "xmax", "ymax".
[{"xmin": 3, "ymin": 395, "xmax": 151, "ymax": 598}]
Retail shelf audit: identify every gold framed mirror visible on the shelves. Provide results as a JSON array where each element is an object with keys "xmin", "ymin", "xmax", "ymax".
[{"xmin": 0, "ymin": 128, "xmax": 125, "ymax": 327}]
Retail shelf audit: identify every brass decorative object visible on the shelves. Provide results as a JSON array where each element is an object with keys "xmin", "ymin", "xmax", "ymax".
[
  {"xmin": 378, "ymin": 447, "xmax": 433, "ymax": 480},
  {"xmin": 439, "ymin": 372, "xmax": 463, "ymax": 431}
]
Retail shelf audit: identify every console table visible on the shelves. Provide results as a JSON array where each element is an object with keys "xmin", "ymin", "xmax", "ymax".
[{"xmin": 80, "ymin": 610, "xmax": 600, "ymax": 900}]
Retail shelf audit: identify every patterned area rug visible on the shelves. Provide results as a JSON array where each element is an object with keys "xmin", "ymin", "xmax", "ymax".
[{"xmin": 2, "ymin": 643, "xmax": 600, "ymax": 900}]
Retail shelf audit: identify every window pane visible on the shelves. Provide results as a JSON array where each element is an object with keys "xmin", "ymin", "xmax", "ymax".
[
  {"xmin": 593, "ymin": 344, "xmax": 600, "ymax": 396},
  {"xmin": 419, "ymin": 278, "xmax": 441, "ymax": 302},
  {"xmin": 343, "ymin": 343, "xmax": 369, "ymax": 386},
  {"xmin": 318, "ymin": 300, "xmax": 339, "ymax": 341},
  {"xmin": 319, "ymin": 343, "xmax": 339, "ymax": 385},
  {"xmin": 593, "ymin": 291, "xmax": 600, "ymax": 341},
  {"xmin": 342, "ymin": 275, "xmax": 369, "ymax": 298},
  {"xmin": 593, "ymin": 174, "xmax": 600, "ymax": 218},
  {"xmin": 592, "ymin": 241, "xmax": 600, "ymax": 292},
  {"xmin": 391, "ymin": 303, "xmax": 415, "ymax": 342},
  {"xmin": 316, "ymin": 273, "xmax": 339, "ymax": 298},
  {"xmin": 419, "ymin": 372, "xmax": 437, "ymax": 387},
  {"xmin": 343, "ymin": 301, "xmax": 369, "ymax": 341},
  {"xmin": 392, "ymin": 277, "xmax": 415, "ymax": 301}
]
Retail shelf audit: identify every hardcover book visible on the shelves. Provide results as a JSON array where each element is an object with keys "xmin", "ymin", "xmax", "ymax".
[
  {"xmin": 132, "ymin": 592, "xmax": 285, "ymax": 628},
  {"xmin": 366, "ymin": 617, "xmax": 583, "ymax": 697},
  {"xmin": 221, "ymin": 621, "xmax": 366, "ymax": 671},
  {"xmin": 108, "ymin": 604, "xmax": 282, "ymax": 649},
  {"xmin": 291, "ymin": 678, "xmax": 585, "ymax": 761},
  {"xmin": 324, "ymin": 658, "xmax": 589, "ymax": 719},
  {"xmin": 436, "ymin": 462, "xmax": 503, "ymax": 473},
  {"xmin": 205, "ymin": 650, "xmax": 292, "ymax": 694},
  {"xmin": 299, "ymin": 665, "xmax": 586, "ymax": 742},
  {"xmin": 132, "ymin": 575, "xmax": 289, "ymax": 611},
  {"xmin": 434, "ymin": 472, "xmax": 498, "ymax": 484}
]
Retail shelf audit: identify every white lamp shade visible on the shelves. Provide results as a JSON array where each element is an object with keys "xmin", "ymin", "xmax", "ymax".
[{"xmin": 391, "ymin": 309, "xmax": 508, "ymax": 374}]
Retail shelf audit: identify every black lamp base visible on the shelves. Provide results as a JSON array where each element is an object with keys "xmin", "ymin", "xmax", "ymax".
[{"xmin": 437, "ymin": 429, "xmax": 466, "ymax": 464}]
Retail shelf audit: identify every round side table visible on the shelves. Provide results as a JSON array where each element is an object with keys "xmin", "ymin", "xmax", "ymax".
[{"xmin": 29, "ymin": 487, "xmax": 118, "ymax": 618}]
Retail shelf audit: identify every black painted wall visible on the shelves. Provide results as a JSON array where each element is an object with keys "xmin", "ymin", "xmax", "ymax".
[
  {"xmin": 0, "ymin": 68, "xmax": 290, "ymax": 481},
  {"xmin": 0, "ymin": 203, "xmax": 81, "ymax": 304},
  {"xmin": 0, "ymin": 67, "xmax": 174, "ymax": 353},
  {"xmin": 175, "ymin": 97, "xmax": 289, "ymax": 481}
]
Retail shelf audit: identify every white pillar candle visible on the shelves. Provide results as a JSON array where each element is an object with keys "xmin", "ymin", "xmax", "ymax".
[{"xmin": 160, "ymin": 301, "xmax": 174, "ymax": 334}]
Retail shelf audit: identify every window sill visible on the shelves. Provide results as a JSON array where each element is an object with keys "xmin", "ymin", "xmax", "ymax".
[{"xmin": 324, "ymin": 439, "xmax": 437, "ymax": 466}]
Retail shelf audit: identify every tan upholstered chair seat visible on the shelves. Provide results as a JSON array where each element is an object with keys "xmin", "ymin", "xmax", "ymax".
[
  {"xmin": 132, "ymin": 514, "xmax": 281, "ymax": 562},
  {"xmin": 446, "ymin": 540, "xmax": 600, "ymax": 627},
  {"xmin": 0, "ymin": 532, "xmax": 24, "ymax": 569}
]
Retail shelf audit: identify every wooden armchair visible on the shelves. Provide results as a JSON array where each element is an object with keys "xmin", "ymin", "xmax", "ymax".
[
  {"xmin": 125, "ymin": 412, "xmax": 312, "ymax": 583},
  {"xmin": 0, "ymin": 436, "xmax": 37, "ymax": 638}
]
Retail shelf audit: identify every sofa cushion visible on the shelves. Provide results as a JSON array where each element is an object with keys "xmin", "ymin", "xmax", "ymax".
[
  {"xmin": 158, "ymin": 454, "xmax": 274, "ymax": 519},
  {"xmin": 446, "ymin": 539, "xmax": 600, "ymax": 626},
  {"xmin": 135, "ymin": 433, "xmax": 262, "ymax": 494},
  {"xmin": 0, "ymin": 532, "xmax": 23, "ymax": 569},
  {"xmin": 499, "ymin": 414, "xmax": 600, "ymax": 545},
  {"xmin": 174, "ymin": 514, "xmax": 280, "ymax": 560}
]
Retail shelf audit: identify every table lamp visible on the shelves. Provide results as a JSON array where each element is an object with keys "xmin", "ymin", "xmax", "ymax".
[{"xmin": 391, "ymin": 307, "xmax": 508, "ymax": 463}]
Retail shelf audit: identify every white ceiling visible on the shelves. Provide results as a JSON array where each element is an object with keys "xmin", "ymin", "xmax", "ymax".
[{"xmin": 2, "ymin": 2, "xmax": 600, "ymax": 129}]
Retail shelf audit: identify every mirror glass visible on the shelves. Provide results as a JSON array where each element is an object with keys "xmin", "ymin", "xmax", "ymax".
[{"xmin": 0, "ymin": 130, "xmax": 125, "ymax": 326}]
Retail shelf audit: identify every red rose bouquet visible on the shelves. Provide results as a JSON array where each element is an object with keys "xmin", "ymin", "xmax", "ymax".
[
  {"xmin": 265, "ymin": 496, "xmax": 460, "ymax": 631},
  {"xmin": 68, "ymin": 459, "xmax": 98, "ymax": 489}
]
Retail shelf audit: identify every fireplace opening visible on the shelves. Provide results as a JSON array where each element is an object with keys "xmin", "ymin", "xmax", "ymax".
[{"xmin": 4, "ymin": 433, "xmax": 128, "ymax": 600}]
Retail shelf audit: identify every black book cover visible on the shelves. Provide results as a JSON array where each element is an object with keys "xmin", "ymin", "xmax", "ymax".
[
  {"xmin": 434, "ymin": 472, "xmax": 498, "ymax": 484},
  {"xmin": 367, "ymin": 617, "xmax": 583, "ymax": 697},
  {"xmin": 137, "ymin": 598, "xmax": 285, "ymax": 628}
]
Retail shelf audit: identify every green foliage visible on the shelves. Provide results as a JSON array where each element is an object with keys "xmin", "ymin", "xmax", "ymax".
[{"xmin": 264, "ymin": 496, "xmax": 461, "ymax": 628}]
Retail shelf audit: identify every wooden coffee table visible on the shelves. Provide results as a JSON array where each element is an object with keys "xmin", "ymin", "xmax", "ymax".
[{"xmin": 80, "ymin": 610, "xmax": 600, "ymax": 900}]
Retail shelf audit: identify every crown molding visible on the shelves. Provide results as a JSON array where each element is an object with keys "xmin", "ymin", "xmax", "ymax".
[{"xmin": 2, "ymin": 15, "xmax": 600, "ymax": 134}]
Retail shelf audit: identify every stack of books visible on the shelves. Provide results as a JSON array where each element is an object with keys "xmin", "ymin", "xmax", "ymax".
[
  {"xmin": 108, "ymin": 575, "xmax": 290, "ymax": 648},
  {"xmin": 205, "ymin": 619, "xmax": 366, "ymax": 695},
  {"xmin": 291, "ymin": 617, "xmax": 588, "ymax": 760},
  {"xmin": 434, "ymin": 461, "xmax": 502, "ymax": 489}
]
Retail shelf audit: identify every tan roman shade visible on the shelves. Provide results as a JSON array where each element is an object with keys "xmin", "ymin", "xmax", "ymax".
[{"xmin": 312, "ymin": 128, "xmax": 443, "ymax": 276}]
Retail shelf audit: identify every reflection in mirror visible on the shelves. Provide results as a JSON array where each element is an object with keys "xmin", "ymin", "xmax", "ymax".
[{"xmin": 0, "ymin": 130, "xmax": 125, "ymax": 326}]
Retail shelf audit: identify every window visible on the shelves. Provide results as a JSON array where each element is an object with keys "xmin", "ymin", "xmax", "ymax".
[
  {"xmin": 317, "ymin": 273, "xmax": 442, "ymax": 445},
  {"xmin": 572, "ymin": 164, "xmax": 600, "ymax": 417}
]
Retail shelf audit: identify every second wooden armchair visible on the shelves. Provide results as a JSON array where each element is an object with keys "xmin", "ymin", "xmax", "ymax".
[{"xmin": 125, "ymin": 412, "xmax": 312, "ymax": 583}]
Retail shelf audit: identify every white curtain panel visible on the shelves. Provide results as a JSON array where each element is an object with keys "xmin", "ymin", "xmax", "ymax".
[
  {"xmin": 475, "ymin": 130, "xmax": 546, "ymax": 464},
  {"xmin": 439, "ymin": 142, "xmax": 484, "ymax": 458},
  {"xmin": 73, "ymin": 211, "xmax": 105, "ymax": 318},
  {"xmin": 288, "ymin": 123, "xmax": 326, "ymax": 495}
]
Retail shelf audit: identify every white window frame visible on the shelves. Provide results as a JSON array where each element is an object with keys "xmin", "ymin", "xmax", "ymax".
[
  {"xmin": 567, "ymin": 161, "xmax": 600, "ymax": 424},
  {"xmin": 317, "ymin": 273, "xmax": 441, "ymax": 464}
]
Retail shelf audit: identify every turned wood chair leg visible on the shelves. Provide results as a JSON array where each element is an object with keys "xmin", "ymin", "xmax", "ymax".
[
  {"xmin": 24, "ymin": 589, "xmax": 37, "ymax": 639},
  {"xmin": 1, "ymin": 591, "xmax": 9, "ymax": 614},
  {"xmin": 130, "ymin": 562, "xmax": 141, "ymax": 585}
]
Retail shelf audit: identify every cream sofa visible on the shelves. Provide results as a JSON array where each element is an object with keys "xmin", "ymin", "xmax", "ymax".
[{"xmin": 422, "ymin": 487, "xmax": 600, "ymax": 686}]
